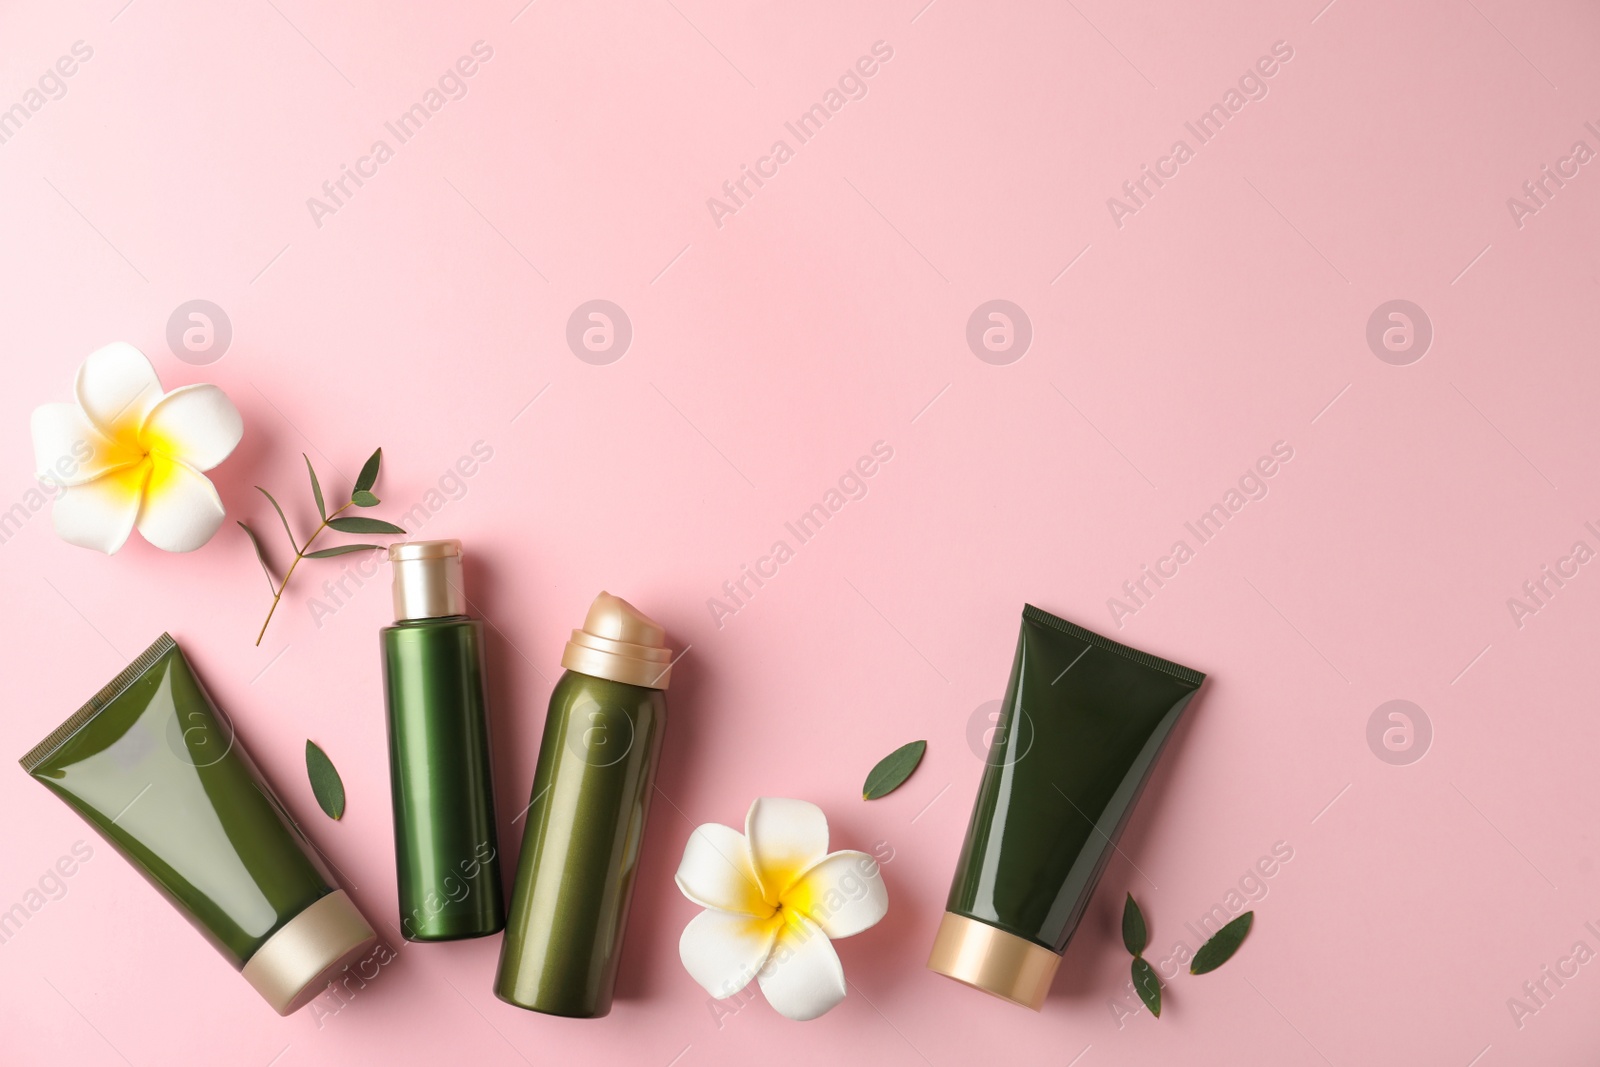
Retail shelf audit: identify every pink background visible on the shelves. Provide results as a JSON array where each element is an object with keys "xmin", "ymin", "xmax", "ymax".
[{"xmin": 2, "ymin": 0, "xmax": 1598, "ymax": 1063}]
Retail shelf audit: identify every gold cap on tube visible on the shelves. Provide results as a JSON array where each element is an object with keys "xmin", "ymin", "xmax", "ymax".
[
  {"xmin": 560, "ymin": 592, "xmax": 673, "ymax": 689},
  {"xmin": 240, "ymin": 890, "xmax": 378, "ymax": 1016},
  {"xmin": 388, "ymin": 539, "xmax": 466, "ymax": 621},
  {"xmin": 926, "ymin": 911, "xmax": 1060, "ymax": 1011}
]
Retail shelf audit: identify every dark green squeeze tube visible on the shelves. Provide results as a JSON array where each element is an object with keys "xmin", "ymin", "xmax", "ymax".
[
  {"xmin": 928, "ymin": 605, "xmax": 1204, "ymax": 1010},
  {"xmin": 21, "ymin": 634, "xmax": 377, "ymax": 1015}
]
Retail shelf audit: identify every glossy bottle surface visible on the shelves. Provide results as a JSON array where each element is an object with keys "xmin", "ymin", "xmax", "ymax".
[
  {"xmin": 946, "ymin": 606, "xmax": 1203, "ymax": 952},
  {"xmin": 494, "ymin": 669, "xmax": 666, "ymax": 1017},
  {"xmin": 382, "ymin": 617, "xmax": 505, "ymax": 941},
  {"xmin": 23, "ymin": 635, "xmax": 335, "ymax": 966}
]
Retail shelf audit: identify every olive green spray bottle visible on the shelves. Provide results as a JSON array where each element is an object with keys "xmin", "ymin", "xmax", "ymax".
[
  {"xmin": 381, "ymin": 540, "xmax": 505, "ymax": 941},
  {"xmin": 494, "ymin": 592, "xmax": 673, "ymax": 1017}
]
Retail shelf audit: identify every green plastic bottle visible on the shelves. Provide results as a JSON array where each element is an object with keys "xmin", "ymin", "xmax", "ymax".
[
  {"xmin": 381, "ymin": 540, "xmax": 505, "ymax": 942},
  {"xmin": 494, "ymin": 592, "xmax": 673, "ymax": 1017}
]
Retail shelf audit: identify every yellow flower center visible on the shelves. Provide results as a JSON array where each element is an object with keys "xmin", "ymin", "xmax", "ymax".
[{"xmin": 749, "ymin": 862, "xmax": 822, "ymax": 938}]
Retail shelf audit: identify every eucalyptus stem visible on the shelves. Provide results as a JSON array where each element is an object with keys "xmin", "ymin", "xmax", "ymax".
[
  {"xmin": 241, "ymin": 448, "xmax": 404, "ymax": 647},
  {"xmin": 254, "ymin": 501, "xmax": 353, "ymax": 646}
]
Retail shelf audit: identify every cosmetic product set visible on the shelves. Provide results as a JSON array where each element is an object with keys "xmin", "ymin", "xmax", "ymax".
[
  {"xmin": 21, "ymin": 536, "xmax": 1202, "ymax": 1017},
  {"xmin": 22, "ymin": 540, "xmax": 672, "ymax": 1018}
]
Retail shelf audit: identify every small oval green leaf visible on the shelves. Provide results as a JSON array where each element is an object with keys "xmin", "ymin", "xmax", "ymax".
[
  {"xmin": 304, "ymin": 455, "xmax": 326, "ymax": 520},
  {"xmin": 351, "ymin": 490, "xmax": 380, "ymax": 508},
  {"xmin": 862, "ymin": 739, "xmax": 926, "ymax": 799},
  {"xmin": 305, "ymin": 544, "xmax": 381, "ymax": 559},
  {"xmin": 1122, "ymin": 893, "xmax": 1147, "ymax": 957},
  {"xmin": 1190, "ymin": 911, "xmax": 1253, "ymax": 974},
  {"xmin": 1131, "ymin": 956, "xmax": 1161, "ymax": 1018},
  {"xmin": 354, "ymin": 448, "xmax": 382, "ymax": 493},
  {"xmin": 327, "ymin": 516, "xmax": 406, "ymax": 535},
  {"xmin": 306, "ymin": 740, "xmax": 345, "ymax": 820}
]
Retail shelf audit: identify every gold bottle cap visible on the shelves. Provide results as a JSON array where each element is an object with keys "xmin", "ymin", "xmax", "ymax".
[
  {"xmin": 240, "ymin": 890, "xmax": 378, "ymax": 1016},
  {"xmin": 927, "ymin": 911, "xmax": 1061, "ymax": 1011},
  {"xmin": 560, "ymin": 592, "xmax": 673, "ymax": 689},
  {"xmin": 388, "ymin": 539, "xmax": 466, "ymax": 621}
]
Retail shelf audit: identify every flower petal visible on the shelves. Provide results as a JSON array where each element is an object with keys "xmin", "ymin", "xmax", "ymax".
[
  {"xmin": 135, "ymin": 456, "xmax": 224, "ymax": 552},
  {"xmin": 788, "ymin": 851, "xmax": 888, "ymax": 939},
  {"xmin": 757, "ymin": 914, "xmax": 847, "ymax": 1021},
  {"xmin": 75, "ymin": 342, "xmax": 163, "ymax": 438},
  {"xmin": 52, "ymin": 462, "xmax": 150, "ymax": 554},
  {"xmin": 31, "ymin": 403, "xmax": 141, "ymax": 488},
  {"xmin": 139, "ymin": 384, "xmax": 243, "ymax": 472},
  {"xmin": 679, "ymin": 908, "xmax": 779, "ymax": 1000},
  {"xmin": 676, "ymin": 823, "xmax": 767, "ymax": 916},
  {"xmin": 746, "ymin": 797, "xmax": 829, "ymax": 904}
]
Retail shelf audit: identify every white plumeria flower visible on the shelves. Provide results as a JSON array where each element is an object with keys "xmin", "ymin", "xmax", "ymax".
[
  {"xmin": 30, "ymin": 342, "xmax": 243, "ymax": 554},
  {"xmin": 675, "ymin": 797, "xmax": 889, "ymax": 1021}
]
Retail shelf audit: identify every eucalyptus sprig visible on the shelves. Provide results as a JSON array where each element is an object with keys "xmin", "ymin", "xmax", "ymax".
[
  {"xmin": 1118, "ymin": 894, "xmax": 1256, "ymax": 1020},
  {"xmin": 1122, "ymin": 894, "xmax": 1161, "ymax": 1018},
  {"xmin": 239, "ymin": 448, "xmax": 406, "ymax": 645}
]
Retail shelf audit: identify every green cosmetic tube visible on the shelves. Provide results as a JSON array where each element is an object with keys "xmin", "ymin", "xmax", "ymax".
[
  {"xmin": 381, "ymin": 539, "xmax": 505, "ymax": 941},
  {"xmin": 21, "ymin": 634, "xmax": 377, "ymax": 1015},
  {"xmin": 494, "ymin": 592, "xmax": 672, "ymax": 1018},
  {"xmin": 929, "ymin": 605, "xmax": 1204, "ymax": 1010}
]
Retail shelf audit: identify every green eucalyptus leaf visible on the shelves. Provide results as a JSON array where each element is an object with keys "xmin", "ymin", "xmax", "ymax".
[
  {"xmin": 1131, "ymin": 957, "xmax": 1161, "ymax": 1018},
  {"xmin": 862, "ymin": 740, "xmax": 926, "ymax": 799},
  {"xmin": 305, "ymin": 544, "xmax": 381, "ymax": 559},
  {"xmin": 304, "ymin": 455, "xmax": 326, "ymax": 520},
  {"xmin": 305, "ymin": 740, "xmax": 345, "ymax": 820},
  {"xmin": 1190, "ymin": 911, "xmax": 1254, "ymax": 975},
  {"xmin": 354, "ymin": 448, "xmax": 382, "ymax": 493},
  {"xmin": 237, "ymin": 521, "xmax": 275, "ymax": 590},
  {"xmin": 254, "ymin": 486, "xmax": 297, "ymax": 553},
  {"xmin": 1122, "ymin": 893, "xmax": 1147, "ymax": 957},
  {"xmin": 351, "ymin": 490, "xmax": 380, "ymax": 508},
  {"xmin": 327, "ymin": 516, "xmax": 406, "ymax": 535}
]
